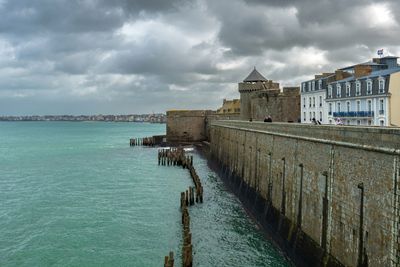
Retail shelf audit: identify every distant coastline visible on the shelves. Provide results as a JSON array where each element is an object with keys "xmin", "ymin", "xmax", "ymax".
[{"xmin": 0, "ymin": 114, "xmax": 166, "ymax": 123}]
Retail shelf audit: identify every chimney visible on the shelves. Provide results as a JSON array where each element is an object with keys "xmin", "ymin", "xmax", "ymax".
[
  {"xmin": 322, "ymin": 72, "xmax": 334, "ymax": 77},
  {"xmin": 354, "ymin": 65, "xmax": 372, "ymax": 78},
  {"xmin": 335, "ymin": 70, "xmax": 345, "ymax": 81},
  {"xmin": 335, "ymin": 70, "xmax": 352, "ymax": 81}
]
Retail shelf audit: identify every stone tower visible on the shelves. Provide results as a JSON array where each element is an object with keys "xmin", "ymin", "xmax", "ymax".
[
  {"xmin": 239, "ymin": 67, "xmax": 300, "ymax": 121},
  {"xmin": 239, "ymin": 67, "xmax": 280, "ymax": 120}
]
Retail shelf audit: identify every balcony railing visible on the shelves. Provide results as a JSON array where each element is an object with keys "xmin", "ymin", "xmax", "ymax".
[{"xmin": 332, "ymin": 111, "xmax": 374, "ymax": 117}]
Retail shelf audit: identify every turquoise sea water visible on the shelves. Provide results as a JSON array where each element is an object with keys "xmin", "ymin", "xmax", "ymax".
[{"xmin": 0, "ymin": 122, "xmax": 291, "ymax": 267}]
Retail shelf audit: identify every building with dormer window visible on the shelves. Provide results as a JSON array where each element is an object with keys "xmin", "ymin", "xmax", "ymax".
[
  {"xmin": 301, "ymin": 72, "xmax": 337, "ymax": 123},
  {"xmin": 301, "ymin": 56, "xmax": 400, "ymax": 126},
  {"xmin": 325, "ymin": 56, "xmax": 400, "ymax": 126}
]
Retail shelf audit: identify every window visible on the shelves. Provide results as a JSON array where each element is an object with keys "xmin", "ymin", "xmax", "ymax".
[
  {"xmin": 357, "ymin": 120, "xmax": 361, "ymax": 125},
  {"xmin": 309, "ymin": 97, "xmax": 312, "ymax": 107},
  {"xmin": 319, "ymin": 96, "xmax": 322, "ymax": 107},
  {"xmin": 318, "ymin": 80, "xmax": 322, "ymax": 90},
  {"xmin": 337, "ymin": 84, "xmax": 341, "ymax": 97},
  {"xmin": 329, "ymin": 103, "xmax": 332, "ymax": 115},
  {"xmin": 303, "ymin": 97, "xmax": 306, "ymax": 108},
  {"xmin": 303, "ymin": 112, "xmax": 306, "ymax": 121},
  {"xmin": 367, "ymin": 100, "xmax": 372, "ymax": 112},
  {"xmin": 357, "ymin": 100, "xmax": 361, "ymax": 112},
  {"xmin": 368, "ymin": 120, "xmax": 372, "ymax": 126},
  {"xmin": 337, "ymin": 102, "xmax": 341, "ymax": 112},
  {"xmin": 366, "ymin": 79, "xmax": 372, "ymax": 95},
  {"xmin": 379, "ymin": 99, "xmax": 384, "ymax": 115},
  {"xmin": 347, "ymin": 101, "xmax": 351, "ymax": 112},
  {"xmin": 319, "ymin": 112, "xmax": 322, "ymax": 121},
  {"xmin": 312, "ymin": 97, "xmax": 315, "ymax": 107},
  {"xmin": 309, "ymin": 112, "xmax": 312, "ymax": 121},
  {"xmin": 379, "ymin": 78, "xmax": 385, "ymax": 93},
  {"xmin": 380, "ymin": 120, "xmax": 384, "ymax": 126},
  {"xmin": 329, "ymin": 120, "xmax": 332, "ymax": 124},
  {"xmin": 302, "ymin": 83, "xmax": 306, "ymax": 92},
  {"xmin": 328, "ymin": 85, "xmax": 332, "ymax": 98},
  {"xmin": 356, "ymin": 81, "xmax": 361, "ymax": 96},
  {"xmin": 312, "ymin": 81, "xmax": 315, "ymax": 91},
  {"xmin": 313, "ymin": 112, "xmax": 315, "ymax": 119},
  {"xmin": 308, "ymin": 82, "xmax": 311, "ymax": 91},
  {"xmin": 346, "ymin": 83, "xmax": 351, "ymax": 97}
]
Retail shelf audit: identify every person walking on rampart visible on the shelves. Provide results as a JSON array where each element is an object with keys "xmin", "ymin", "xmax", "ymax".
[
  {"xmin": 312, "ymin": 118, "xmax": 321, "ymax": 125},
  {"xmin": 264, "ymin": 115, "xmax": 272, "ymax": 122},
  {"xmin": 335, "ymin": 118, "xmax": 343, "ymax": 125}
]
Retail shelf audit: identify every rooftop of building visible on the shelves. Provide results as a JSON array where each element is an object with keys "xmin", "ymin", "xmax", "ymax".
[
  {"xmin": 339, "ymin": 61, "xmax": 386, "ymax": 71},
  {"xmin": 332, "ymin": 67, "xmax": 400, "ymax": 83},
  {"xmin": 243, "ymin": 67, "xmax": 268, "ymax": 82},
  {"xmin": 303, "ymin": 73, "xmax": 336, "ymax": 83},
  {"xmin": 303, "ymin": 55, "xmax": 400, "ymax": 84}
]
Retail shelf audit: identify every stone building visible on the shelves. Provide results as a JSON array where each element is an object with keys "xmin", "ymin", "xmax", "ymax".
[
  {"xmin": 239, "ymin": 67, "xmax": 300, "ymax": 122},
  {"xmin": 217, "ymin": 98, "xmax": 240, "ymax": 114}
]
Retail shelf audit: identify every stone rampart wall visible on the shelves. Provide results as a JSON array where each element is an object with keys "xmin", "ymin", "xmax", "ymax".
[
  {"xmin": 210, "ymin": 121, "xmax": 400, "ymax": 267},
  {"xmin": 166, "ymin": 110, "xmax": 240, "ymax": 143}
]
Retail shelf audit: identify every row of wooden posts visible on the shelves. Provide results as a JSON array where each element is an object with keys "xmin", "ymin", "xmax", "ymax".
[
  {"xmin": 129, "ymin": 137, "xmax": 155, "ymax": 147},
  {"xmin": 158, "ymin": 148, "xmax": 203, "ymax": 203},
  {"xmin": 160, "ymin": 147, "xmax": 204, "ymax": 267},
  {"xmin": 181, "ymin": 196, "xmax": 193, "ymax": 267}
]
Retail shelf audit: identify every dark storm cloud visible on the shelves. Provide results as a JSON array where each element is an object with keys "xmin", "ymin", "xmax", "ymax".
[
  {"xmin": 0, "ymin": 0, "xmax": 187, "ymax": 35},
  {"xmin": 208, "ymin": 0, "xmax": 399, "ymax": 55},
  {"xmin": 0, "ymin": 0, "xmax": 399, "ymax": 115}
]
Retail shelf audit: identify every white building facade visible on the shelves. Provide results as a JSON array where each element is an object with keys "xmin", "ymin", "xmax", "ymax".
[
  {"xmin": 300, "ymin": 74, "xmax": 334, "ymax": 124},
  {"xmin": 325, "ymin": 57, "xmax": 400, "ymax": 126},
  {"xmin": 301, "ymin": 56, "xmax": 400, "ymax": 126}
]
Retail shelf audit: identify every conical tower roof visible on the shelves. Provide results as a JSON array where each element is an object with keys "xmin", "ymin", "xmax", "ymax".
[{"xmin": 243, "ymin": 67, "xmax": 267, "ymax": 82}]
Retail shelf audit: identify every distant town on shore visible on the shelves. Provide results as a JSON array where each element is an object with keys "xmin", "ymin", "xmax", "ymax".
[{"xmin": 0, "ymin": 113, "xmax": 166, "ymax": 123}]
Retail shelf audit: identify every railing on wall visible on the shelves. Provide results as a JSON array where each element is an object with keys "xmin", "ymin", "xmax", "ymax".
[{"xmin": 332, "ymin": 111, "xmax": 374, "ymax": 117}]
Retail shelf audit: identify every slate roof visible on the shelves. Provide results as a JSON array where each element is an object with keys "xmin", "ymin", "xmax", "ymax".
[
  {"xmin": 339, "ymin": 61, "xmax": 386, "ymax": 71},
  {"xmin": 243, "ymin": 67, "xmax": 268, "ymax": 82},
  {"xmin": 333, "ymin": 67, "xmax": 400, "ymax": 83}
]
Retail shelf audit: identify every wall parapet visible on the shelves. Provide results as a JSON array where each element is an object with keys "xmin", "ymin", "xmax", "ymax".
[{"xmin": 212, "ymin": 120, "xmax": 400, "ymax": 151}]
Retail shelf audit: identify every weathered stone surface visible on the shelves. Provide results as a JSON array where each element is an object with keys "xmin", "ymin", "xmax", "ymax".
[
  {"xmin": 166, "ymin": 110, "xmax": 239, "ymax": 143},
  {"xmin": 210, "ymin": 121, "xmax": 400, "ymax": 267}
]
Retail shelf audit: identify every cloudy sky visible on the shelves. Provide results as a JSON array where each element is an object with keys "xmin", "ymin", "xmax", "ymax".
[{"xmin": 0, "ymin": 0, "xmax": 399, "ymax": 115}]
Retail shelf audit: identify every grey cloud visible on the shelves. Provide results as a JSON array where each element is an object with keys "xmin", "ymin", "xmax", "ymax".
[{"xmin": 0, "ymin": 0, "xmax": 399, "ymax": 115}]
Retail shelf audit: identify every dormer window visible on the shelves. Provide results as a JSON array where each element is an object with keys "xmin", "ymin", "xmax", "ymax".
[
  {"xmin": 328, "ymin": 85, "xmax": 332, "ymax": 98},
  {"xmin": 336, "ymin": 83, "xmax": 341, "ymax": 97},
  {"xmin": 308, "ymin": 82, "xmax": 311, "ymax": 91},
  {"xmin": 366, "ymin": 79, "xmax": 372, "ymax": 95},
  {"xmin": 356, "ymin": 81, "xmax": 361, "ymax": 96},
  {"xmin": 318, "ymin": 80, "xmax": 322, "ymax": 90},
  {"xmin": 302, "ymin": 83, "xmax": 306, "ymax": 92},
  {"xmin": 346, "ymin": 82, "xmax": 351, "ymax": 97},
  {"xmin": 311, "ymin": 81, "xmax": 315, "ymax": 91},
  {"xmin": 379, "ymin": 77, "xmax": 385, "ymax": 93}
]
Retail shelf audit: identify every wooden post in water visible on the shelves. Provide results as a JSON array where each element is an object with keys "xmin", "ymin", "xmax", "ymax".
[{"xmin": 164, "ymin": 251, "xmax": 174, "ymax": 267}]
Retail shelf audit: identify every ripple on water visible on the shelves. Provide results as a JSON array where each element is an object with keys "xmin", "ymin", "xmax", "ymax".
[{"xmin": 0, "ymin": 122, "xmax": 291, "ymax": 267}]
